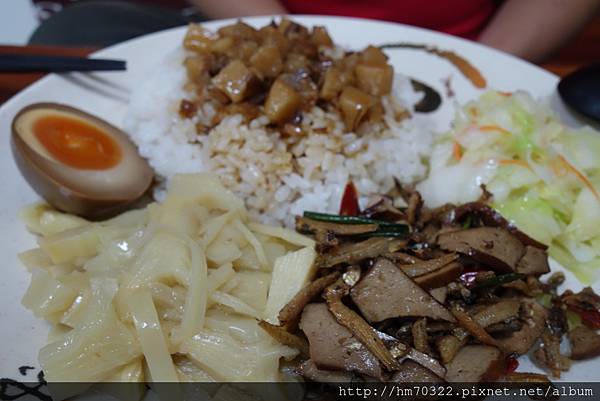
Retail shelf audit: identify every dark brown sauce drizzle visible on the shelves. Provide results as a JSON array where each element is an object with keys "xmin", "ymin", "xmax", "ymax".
[
  {"xmin": 0, "ymin": 368, "xmax": 50, "ymax": 401},
  {"xmin": 379, "ymin": 42, "xmax": 487, "ymax": 89},
  {"xmin": 17, "ymin": 367, "xmax": 34, "ymax": 377}
]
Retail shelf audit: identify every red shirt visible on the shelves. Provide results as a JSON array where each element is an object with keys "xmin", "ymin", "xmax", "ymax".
[{"xmin": 281, "ymin": 0, "xmax": 499, "ymax": 40}]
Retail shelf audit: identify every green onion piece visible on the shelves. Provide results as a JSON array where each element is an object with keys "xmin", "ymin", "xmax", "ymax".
[
  {"xmin": 566, "ymin": 310, "xmax": 582, "ymax": 331},
  {"xmin": 536, "ymin": 293, "xmax": 552, "ymax": 308},
  {"xmin": 372, "ymin": 225, "xmax": 409, "ymax": 233},
  {"xmin": 355, "ymin": 231, "xmax": 409, "ymax": 239},
  {"xmin": 303, "ymin": 211, "xmax": 406, "ymax": 228},
  {"xmin": 471, "ymin": 273, "xmax": 525, "ymax": 291},
  {"xmin": 303, "ymin": 211, "xmax": 410, "ymax": 239}
]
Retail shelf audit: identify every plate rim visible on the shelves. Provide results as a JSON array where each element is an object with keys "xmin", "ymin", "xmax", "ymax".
[
  {"xmin": 5, "ymin": 14, "xmax": 598, "ymax": 382},
  {"xmin": 0, "ymin": 14, "xmax": 559, "ymax": 116}
]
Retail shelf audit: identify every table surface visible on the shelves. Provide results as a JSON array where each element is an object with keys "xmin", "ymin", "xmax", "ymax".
[{"xmin": 1, "ymin": 16, "xmax": 598, "ymax": 104}]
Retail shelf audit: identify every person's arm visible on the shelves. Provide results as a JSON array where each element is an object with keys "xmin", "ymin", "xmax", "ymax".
[
  {"xmin": 191, "ymin": 0, "xmax": 286, "ymax": 19},
  {"xmin": 478, "ymin": 0, "xmax": 599, "ymax": 63}
]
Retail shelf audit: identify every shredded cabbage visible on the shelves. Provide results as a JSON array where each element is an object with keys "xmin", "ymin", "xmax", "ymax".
[{"xmin": 418, "ymin": 90, "xmax": 600, "ymax": 283}]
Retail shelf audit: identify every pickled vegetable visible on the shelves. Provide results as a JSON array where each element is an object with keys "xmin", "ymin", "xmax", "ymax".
[
  {"xmin": 264, "ymin": 78, "xmax": 303, "ymax": 124},
  {"xmin": 355, "ymin": 63, "xmax": 394, "ymax": 96},
  {"xmin": 338, "ymin": 86, "xmax": 374, "ymax": 131},
  {"xmin": 212, "ymin": 60, "xmax": 259, "ymax": 103},
  {"xmin": 250, "ymin": 45, "xmax": 283, "ymax": 78}
]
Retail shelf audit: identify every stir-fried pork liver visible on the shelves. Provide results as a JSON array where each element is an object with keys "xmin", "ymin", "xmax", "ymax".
[
  {"xmin": 350, "ymin": 259, "xmax": 455, "ymax": 323},
  {"xmin": 391, "ymin": 360, "xmax": 444, "ymax": 383},
  {"xmin": 299, "ymin": 359, "xmax": 354, "ymax": 382},
  {"xmin": 568, "ymin": 325, "xmax": 600, "ymax": 360},
  {"xmin": 445, "ymin": 345, "xmax": 503, "ymax": 382},
  {"xmin": 516, "ymin": 246, "xmax": 550, "ymax": 276},
  {"xmin": 413, "ymin": 261, "xmax": 463, "ymax": 290},
  {"xmin": 495, "ymin": 299, "xmax": 548, "ymax": 355},
  {"xmin": 437, "ymin": 227, "xmax": 524, "ymax": 273},
  {"xmin": 299, "ymin": 303, "xmax": 382, "ymax": 378},
  {"xmin": 258, "ymin": 182, "xmax": 600, "ymax": 384}
]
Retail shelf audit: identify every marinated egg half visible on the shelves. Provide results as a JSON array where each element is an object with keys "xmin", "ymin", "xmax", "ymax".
[{"xmin": 12, "ymin": 103, "xmax": 153, "ymax": 219}]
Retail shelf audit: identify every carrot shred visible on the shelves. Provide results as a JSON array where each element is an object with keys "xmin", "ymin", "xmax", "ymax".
[
  {"xmin": 550, "ymin": 158, "xmax": 567, "ymax": 176},
  {"xmin": 467, "ymin": 106, "xmax": 479, "ymax": 119},
  {"xmin": 479, "ymin": 125, "xmax": 511, "ymax": 136},
  {"xmin": 497, "ymin": 159, "xmax": 532, "ymax": 171},
  {"xmin": 433, "ymin": 49, "xmax": 487, "ymax": 89},
  {"xmin": 499, "ymin": 91, "xmax": 513, "ymax": 97},
  {"xmin": 557, "ymin": 154, "xmax": 600, "ymax": 202},
  {"xmin": 452, "ymin": 141, "xmax": 463, "ymax": 161}
]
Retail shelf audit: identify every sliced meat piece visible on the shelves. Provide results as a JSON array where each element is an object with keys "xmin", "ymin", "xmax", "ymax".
[
  {"xmin": 533, "ymin": 330, "xmax": 571, "ymax": 378},
  {"xmin": 495, "ymin": 299, "xmax": 548, "ymax": 355},
  {"xmin": 429, "ymin": 287, "xmax": 448, "ymax": 304},
  {"xmin": 278, "ymin": 271, "xmax": 340, "ymax": 330},
  {"xmin": 318, "ymin": 237, "xmax": 405, "ymax": 268},
  {"xmin": 413, "ymin": 262, "xmax": 463, "ymax": 290},
  {"xmin": 450, "ymin": 202, "xmax": 548, "ymax": 250},
  {"xmin": 450, "ymin": 305, "xmax": 499, "ymax": 347},
  {"xmin": 324, "ymin": 281, "xmax": 399, "ymax": 371},
  {"xmin": 300, "ymin": 359, "xmax": 354, "ymax": 382},
  {"xmin": 350, "ymin": 259, "xmax": 455, "ymax": 323},
  {"xmin": 399, "ymin": 253, "xmax": 459, "ymax": 277},
  {"xmin": 360, "ymin": 196, "xmax": 406, "ymax": 222},
  {"xmin": 436, "ymin": 335, "xmax": 465, "ymax": 364},
  {"xmin": 419, "ymin": 203, "xmax": 456, "ymax": 227},
  {"xmin": 472, "ymin": 299, "xmax": 521, "ymax": 328},
  {"xmin": 299, "ymin": 303, "xmax": 382, "ymax": 378},
  {"xmin": 412, "ymin": 318, "xmax": 431, "ymax": 354},
  {"xmin": 516, "ymin": 246, "xmax": 550, "ymax": 276},
  {"xmin": 375, "ymin": 330, "xmax": 447, "ymax": 378},
  {"xmin": 562, "ymin": 287, "xmax": 600, "ymax": 319},
  {"xmin": 568, "ymin": 325, "xmax": 600, "ymax": 360},
  {"xmin": 385, "ymin": 251, "xmax": 423, "ymax": 264},
  {"xmin": 391, "ymin": 360, "xmax": 444, "ymax": 383},
  {"xmin": 437, "ymin": 227, "xmax": 525, "ymax": 273},
  {"xmin": 405, "ymin": 348, "xmax": 447, "ymax": 379},
  {"xmin": 486, "ymin": 319, "xmax": 523, "ymax": 335},
  {"xmin": 445, "ymin": 345, "xmax": 503, "ymax": 382}
]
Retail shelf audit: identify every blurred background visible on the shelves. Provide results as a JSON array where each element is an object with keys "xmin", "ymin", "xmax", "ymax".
[
  {"xmin": 0, "ymin": 0, "xmax": 598, "ymax": 77},
  {"xmin": 1, "ymin": 0, "xmax": 37, "ymax": 45}
]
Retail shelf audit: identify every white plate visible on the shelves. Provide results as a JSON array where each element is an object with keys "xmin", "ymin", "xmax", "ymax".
[{"xmin": 0, "ymin": 15, "xmax": 597, "ymax": 381}]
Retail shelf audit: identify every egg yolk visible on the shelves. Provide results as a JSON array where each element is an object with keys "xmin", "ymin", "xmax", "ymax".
[{"xmin": 33, "ymin": 115, "xmax": 122, "ymax": 170}]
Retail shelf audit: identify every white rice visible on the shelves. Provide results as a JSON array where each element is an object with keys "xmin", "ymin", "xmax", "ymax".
[{"xmin": 124, "ymin": 48, "xmax": 435, "ymax": 225}]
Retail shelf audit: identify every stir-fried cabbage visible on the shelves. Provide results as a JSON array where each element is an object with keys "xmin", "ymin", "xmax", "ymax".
[
  {"xmin": 418, "ymin": 91, "xmax": 600, "ymax": 283},
  {"xmin": 19, "ymin": 174, "xmax": 316, "ymax": 400}
]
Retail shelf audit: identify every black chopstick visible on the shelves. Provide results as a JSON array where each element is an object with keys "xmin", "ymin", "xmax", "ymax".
[{"xmin": 0, "ymin": 54, "xmax": 126, "ymax": 73}]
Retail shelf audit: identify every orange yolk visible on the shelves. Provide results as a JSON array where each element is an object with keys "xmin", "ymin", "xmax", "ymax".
[{"xmin": 33, "ymin": 115, "xmax": 122, "ymax": 170}]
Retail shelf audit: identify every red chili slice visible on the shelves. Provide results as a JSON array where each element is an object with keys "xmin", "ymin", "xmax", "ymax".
[
  {"xmin": 339, "ymin": 181, "xmax": 360, "ymax": 216},
  {"xmin": 505, "ymin": 355, "xmax": 519, "ymax": 374},
  {"xmin": 568, "ymin": 305, "xmax": 600, "ymax": 329}
]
